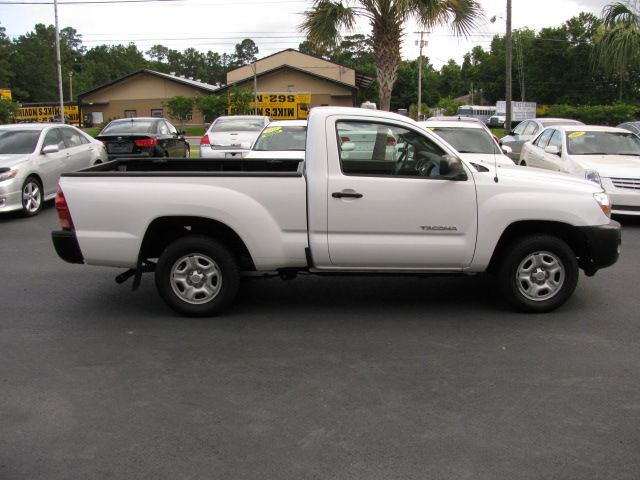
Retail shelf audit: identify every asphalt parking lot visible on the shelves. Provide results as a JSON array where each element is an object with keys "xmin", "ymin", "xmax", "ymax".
[{"xmin": 1, "ymin": 205, "xmax": 639, "ymax": 480}]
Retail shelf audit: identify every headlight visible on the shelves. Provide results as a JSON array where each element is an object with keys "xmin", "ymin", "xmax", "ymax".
[
  {"xmin": 0, "ymin": 169, "xmax": 18, "ymax": 182},
  {"xmin": 585, "ymin": 169, "xmax": 602, "ymax": 185},
  {"xmin": 593, "ymin": 192, "xmax": 611, "ymax": 218}
]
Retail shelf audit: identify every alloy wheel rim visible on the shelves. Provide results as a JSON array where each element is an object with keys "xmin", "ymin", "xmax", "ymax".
[
  {"xmin": 23, "ymin": 182, "xmax": 41, "ymax": 213},
  {"xmin": 170, "ymin": 254, "xmax": 222, "ymax": 304},
  {"xmin": 516, "ymin": 250, "xmax": 565, "ymax": 302}
]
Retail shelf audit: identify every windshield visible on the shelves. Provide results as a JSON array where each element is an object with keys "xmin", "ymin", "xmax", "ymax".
[
  {"xmin": 101, "ymin": 120, "xmax": 156, "ymax": 134},
  {"xmin": 253, "ymin": 126, "xmax": 307, "ymax": 151},
  {"xmin": 429, "ymin": 127, "xmax": 498, "ymax": 154},
  {"xmin": 566, "ymin": 131, "xmax": 640, "ymax": 155},
  {"xmin": 0, "ymin": 130, "xmax": 41, "ymax": 154},
  {"xmin": 211, "ymin": 118, "xmax": 265, "ymax": 132}
]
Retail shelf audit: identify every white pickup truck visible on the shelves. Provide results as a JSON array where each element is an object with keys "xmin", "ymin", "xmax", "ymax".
[{"xmin": 52, "ymin": 107, "xmax": 621, "ymax": 316}]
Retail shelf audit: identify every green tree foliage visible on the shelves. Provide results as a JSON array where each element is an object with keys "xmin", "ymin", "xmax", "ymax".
[
  {"xmin": 436, "ymin": 96, "xmax": 463, "ymax": 115},
  {"xmin": 546, "ymin": 103, "xmax": 639, "ymax": 124},
  {"xmin": 232, "ymin": 39, "xmax": 259, "ymax": 66},
  {"xmin": 0, "ymin": 24, "xmax": 15, "ymax": 90},
  {"xmin": 227, "ymin": 85, "xmax": 255, "ymax": 115},
  {"xmin": 300, "ymin": 0, "xmax": 482, "ymax": 111},
  {"xmin": 595, "ymin": 1, "xmax": 640, "ymax": 100},
  {"xmin": 195, "ymin": 95, "xmax": 228, "ymax": 122},
  {"xmin": 0, "ymin": 99, "xmax": 18, "ymax": 123},
  {"xmin": 163, "ymin": 95, "xmax": 194, "ymax": 128}
]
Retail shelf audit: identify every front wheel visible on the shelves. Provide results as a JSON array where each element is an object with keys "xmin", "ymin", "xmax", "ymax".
[
  {"xmin": 21, "ymin": 177, "xmax": 43, "ymax": 216},
  {"xmin": 155, "ymin": 236, "xmax": 240, "ymax": 317},
  {"xmin": 498, "ymin": 235, "xmax": 578, "ymax": 313}
]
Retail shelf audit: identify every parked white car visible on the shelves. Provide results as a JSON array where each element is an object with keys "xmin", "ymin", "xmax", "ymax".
[
  {"xmin": 244, "ymin": 120, "xmax": 307, "ymax": 160},
  {"xmin": 501, "ymin": 118, "xmax": 584, "ymax": 162},
  {"xmin": 520, "ymin": 125, "xmax": 640, "ymax": 215},
  {"xmin": 199, "ymin": 115, "xmax": 270, "ymax": 159},
  {"xmin": 417, "ymin": 120, "xmax": 515, "ymax": 167},
  {"xmin": 0, "ymin": 123, "xmax": 108, "ymax": 216}
]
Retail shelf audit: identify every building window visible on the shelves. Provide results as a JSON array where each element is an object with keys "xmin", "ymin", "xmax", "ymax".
[
  {"xmin": 124, "ymin": 110, "xmax": 136, "ymax": 118},
  {"xmin": 151, "ymin": 109, "xmax": 163, "ymax": 118},
  {"xmin": 184, "ymin": 113, "xmax": 193, "ymax": 121},
  {"xmin": 287, "ymin": 85, "xmax": 295, "ymax": 92}
]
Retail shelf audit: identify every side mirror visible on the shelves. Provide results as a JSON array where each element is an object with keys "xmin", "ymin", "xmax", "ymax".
[
  {"xmin": 544, "ymin": 145, "xmax": 560, "ymax": 155},
  {"xmin": 240, "ymin": 141, "xmax": 251, "ymax": 150},
  {"xmin": 439, "ymin": 154, "xmax": 467, "ymax": 180},
  {"xmin": 179, "ymin": 130, "xmax": 186, "ymax": 136},
  {"xmin": 42, "ymin": 144, "xmax": 59, "ymax": 154},
  {"xmin": 501, "ymin": 145, "xmax": 513, "ymax": 154}
]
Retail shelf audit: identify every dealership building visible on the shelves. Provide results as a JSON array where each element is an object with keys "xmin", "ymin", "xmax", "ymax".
[{"xmin": 77, "ymin": 49, "xmax": 374, "ymax": 126}]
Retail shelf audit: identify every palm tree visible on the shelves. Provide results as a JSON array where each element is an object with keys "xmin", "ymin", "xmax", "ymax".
[
  {"xmin": 596, "ymin": 0, "xmax": 640, "ymax": 99},
  {"xmin": 300, "ymin": 0, "xmax": 483, "ymax": 111}
]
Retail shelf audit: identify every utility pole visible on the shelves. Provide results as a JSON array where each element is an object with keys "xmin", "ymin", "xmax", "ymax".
[
  {"xmin": 415, "ymin": 31, "xmax": 428, "ymax": 120},
  {"xmin": 252, "ymin": 62, "xmax": 258, "ymax": 115},
  {"xmin": 68, "ymin": 71, "xmax": 74, "ymax": 101},
  {"xmin": 505, "ymin": 0, "xmax": 513, "ymax": 132},
  {"xmin": 53, "ymin": 0, "xmax": 65, "ymax": 123}
]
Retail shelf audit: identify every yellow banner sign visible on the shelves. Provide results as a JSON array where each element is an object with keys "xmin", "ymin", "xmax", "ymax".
[
  {"xmin": 252, "ymin": 93, "xmax": 311, "ymax": 120},
  {"xmin": 15, "ymin": 105, "xmax": 79, "ymax": 124},
  {"xmin": 0, "ymin": 89, "xmax": 12, "ymax": 100}
]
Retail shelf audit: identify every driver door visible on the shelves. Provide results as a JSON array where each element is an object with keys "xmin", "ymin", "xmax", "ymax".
[{"xmin": 326, "ymin": 119, "xmax": 478, "ymax": 269}]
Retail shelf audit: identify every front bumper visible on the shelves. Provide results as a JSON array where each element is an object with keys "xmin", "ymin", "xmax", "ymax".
[
  {"xmin": 0, "ymin": 178, "xmax": 23, "ymax": 213},
  {"xmin": 52, "ymin": 230, "xmax": 84, "ymax": 264},
  {"xmin": 602, "ymin": 177, "xmax": 640, "ymax": 215},
  {"xmin": 576, "ymin": 220, "xmax": 621, "ymax": 274}
]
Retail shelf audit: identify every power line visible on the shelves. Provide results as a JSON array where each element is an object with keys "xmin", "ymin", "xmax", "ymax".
[{"xmin": 0, "ymin": 0, "xmax": 306, "ymax": 4}]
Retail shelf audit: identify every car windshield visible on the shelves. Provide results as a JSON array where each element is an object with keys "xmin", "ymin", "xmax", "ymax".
[
  {"xmin": 0, "ymin": 130, "xmax": 41, "ymax": 154},
  {"xmin": 429, "ymin": 127, "xmax": 498, "ymax": 154},
  {"xmin": 101, "ymin": 120, "xmax": 156, "ymax": 134},
  {"xmin": 253, "ymin": 126, "xmax": 307, "ymax": 151},
  {"xmin": 211, "ymin": 118, "xmax": 265, "ymax": 132},
  {"xmin": 566, "ymin": 131, "xmax": 640, "ymax": 155}
]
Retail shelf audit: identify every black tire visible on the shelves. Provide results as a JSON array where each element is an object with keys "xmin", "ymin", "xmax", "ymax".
[
  {"xmin": 497, "ymin": 235, "xmax": 578, "ymax": 313},
  {"xmin": 155, "ymin": 235, "xmax": 240, "ymax": 317},
  {"xmin": 21, "ymin": 176, "xmax": 43, "ymax": 217}
]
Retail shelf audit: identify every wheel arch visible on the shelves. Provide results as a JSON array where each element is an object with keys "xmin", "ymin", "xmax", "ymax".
[
  {"xmin": 140, "ymin": 216, "xmax": 255, "ymax": 271},
  {"xmin": 487, "ymin": 220, "xmax": 589, "ymax": 273}
]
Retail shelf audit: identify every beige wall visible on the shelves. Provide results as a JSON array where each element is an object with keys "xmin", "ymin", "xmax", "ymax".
[
  {"xmin": 235, "ymin": 69, "xmax": 355, "ymax": 108},
  {"xmin": 80, "ymin": 72, "xmax": 209, "ymax": 126},
  {"xmin": 228, "ymin": 50, "xmax": 356, "ymax": 86}
]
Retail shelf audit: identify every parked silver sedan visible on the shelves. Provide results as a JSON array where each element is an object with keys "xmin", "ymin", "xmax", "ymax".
[
  {"xmin": 0, "ymin": 123, "xmax": 108, "ymax": 216},
  {"xmin": 500, "ymin": 118, "xmax": 584, "ymax": 161}
]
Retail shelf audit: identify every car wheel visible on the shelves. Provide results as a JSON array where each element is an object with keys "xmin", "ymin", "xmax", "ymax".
[
  {"xmin": 21, "ymin": 177, "xmax": 43, "ymax": 217},
  {"xmin": 155, "ymin": 235, "xmax": 240, "ymax": 317},
  {"xmin": 498, "ymin": 235, "xmax": 578, "ymax": 313}
]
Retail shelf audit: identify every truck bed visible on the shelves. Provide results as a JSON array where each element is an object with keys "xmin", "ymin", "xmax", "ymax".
[{"xmin": 63, "ymin": 157, "xmax": 303, "ymax": 177}]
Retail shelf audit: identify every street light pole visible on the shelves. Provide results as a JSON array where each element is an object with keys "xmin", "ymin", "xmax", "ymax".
[
  {"xmin": 252, "ymin": 62, "xmax": 258, "ymax": 115},
  {"xmin": 505, "ymin": 0, "xmax": 513, "ymax": 133},
  {"xmin": 415, "ymin": 31, "xmax": 428, "ymax": 120},
  {"xmin": 53, "ymin": 0, "xmax": 65, "ymax": 123},
  {"xmin": 68, "ymin": 71, "xmax": 74, "ymax": 101}
]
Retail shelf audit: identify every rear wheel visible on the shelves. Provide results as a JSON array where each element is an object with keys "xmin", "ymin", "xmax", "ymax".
[
  {"xmin": 21, "ymin": 177, "xmax": 43, "ymax": 216},
  {"xmin": 498, "ymin": 235, "xmax": 578, "ymax": 313},
  {"xmin": 155, "ymin": 235, "xmax": 240, "ymax": 317}
]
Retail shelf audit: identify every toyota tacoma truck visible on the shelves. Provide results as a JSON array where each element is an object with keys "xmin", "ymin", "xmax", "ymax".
[{"xmin": 51, "ymin": 107, "xmax": 621, "ymax": 316}]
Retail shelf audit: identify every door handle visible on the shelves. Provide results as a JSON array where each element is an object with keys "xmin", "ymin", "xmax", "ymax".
[{"xmin": 332, "ymin": 192, "xmax": 363, "ymax": 199}]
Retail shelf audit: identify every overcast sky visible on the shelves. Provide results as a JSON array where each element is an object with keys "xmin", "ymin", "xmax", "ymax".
[{"xmin": 0, "ymin": 0, "xmax": 610, "ymax": 68}]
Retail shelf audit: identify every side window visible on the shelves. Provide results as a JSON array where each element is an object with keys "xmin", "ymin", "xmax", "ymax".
[
  {"xmin": 513, "ymin": 121, "xmax": 527, "ymax": 135},
  {"xmin": 43, "ymin": 128, "xmax": 66, "ymax": 150},
  {"xmin": 523, "ymin": 122, "xmax": 537, "ymax": 136},
  {"xmin": 535, "ymin": 129, "xmax": 553, "ymax": 148},
  {"xmin": 60, "ymin": 127, "xmax": 87, "ymax": 148},
  {"xmin": 165, "ymin": 121, "xmax": 178, "ymax": 135},
  {"xmin": 548, "ymin": 130, "xmax": 563, "ymax": 151},
  {"xmin": 336, "ymin": 121, "xmax": 447, "ymax": 178},
  {"xmin": 158, "ymin": 122, "xmax": 170, "ymax": 135}
]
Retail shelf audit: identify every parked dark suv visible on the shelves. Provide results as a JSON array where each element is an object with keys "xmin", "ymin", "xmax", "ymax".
[{"xmin": 96, "ymin": 117, "xmax": 190, "ymax": 159}]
